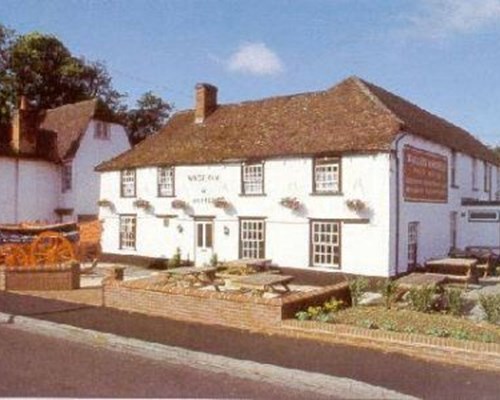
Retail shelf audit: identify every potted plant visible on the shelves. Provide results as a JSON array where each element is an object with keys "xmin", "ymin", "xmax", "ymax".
[
  {"xmin": 171, "ymin": 199, "xmax": 188, "ymax": 209},
  {"xmin": 279, "ymin": 197, "xmax": 301, "ymax": 211},
  {"xmin": 213, "ymin": 197, "xmax": 231, "ymax": 209},
  {"xmin": 133, "ymin": 198, "xmax": 151, "ymax": 210},
  {"xmin": 97, "ymin": 199, "xmax": 113, "ymax": 208},
  {"xmin": 345, "ymin": 199, "xmax": 366, "ymax": 212}
]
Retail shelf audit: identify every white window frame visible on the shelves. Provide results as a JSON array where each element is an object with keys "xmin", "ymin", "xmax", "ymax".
[
  {"xmin": 314, "ymin": 157, "xmax": 341, "ymax": 193},
  {"xmin": 239, "ymin": 219, "xmax": 265, "ymax": 259},
  {"xmin": 119, "ymin": 215, "xmax": 137, "ymax": 250},
  {"xmin": 472, "ymin": 158, "xmax": 478, "ymax": 190},
  {"xmin": 311, "ymin": 220, "xmax": 341, "ymax": 268},
  {"xmin": 158, "ymin": 166, "xmax": 174, "ymax": 197},
  {"xmin": 61, "ymin": 161, "xmax": 72, "ymax": 193},
  {"xmin": 94, "ymin": 121, "xmax": 110, "ymax": 140},
  {"xmin": 242, "ymin": 162, "xmax": 264, "ymax": 195},
  {"xmin": 120, "ymin": 169, "xmax": 136, "ymax": 198}
]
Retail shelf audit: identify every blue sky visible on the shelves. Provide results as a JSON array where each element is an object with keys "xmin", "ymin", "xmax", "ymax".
[{"xmin": 3, "ymin": 0, "xmax": 500, "ymax": 145}]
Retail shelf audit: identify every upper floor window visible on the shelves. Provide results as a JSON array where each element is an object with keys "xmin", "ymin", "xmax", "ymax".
[
  {"xmin": 472, "ymin": 158, "xmax": 478, "ymax": 190},
  {"xmin": 158, "ymin": 166, "xmax": 174, "ymax": 197},
  {"xmin": 242, "ymin": 162, "xmax": 264, "ymax": 195},
  {"xmin": 313, "ymin": 157, "xmax": 341, "ymax": 193},
  {"xmin": 94, "ymin": 121, "xmax": 110, "ymax": 140},
  {"xmin": 61, "ymin": 161, "xmax": 72, "ymax": 193},
  {"xmin": 121, "ymin": 169, "xmax": 136, "ymax": 197},
  {"xmin": 450, "ymin": 150, "xmax": 457, "ymax": 187},
  {"xmin": 484, "ymin": 162, "xmax": 491, "ymax": 193}
]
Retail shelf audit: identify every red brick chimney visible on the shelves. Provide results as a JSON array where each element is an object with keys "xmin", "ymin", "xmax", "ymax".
[
  {"xmin": 11, "ymin": 96, "xmax": 37, "ymax": 154},
  {"xmin": 195, "ymin": 83, "xmax": 217, "ymax": 124}
]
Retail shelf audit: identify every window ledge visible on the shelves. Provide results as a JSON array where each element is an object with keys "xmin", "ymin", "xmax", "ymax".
[
  {"xmin": 309, "ymin": 192, "xmax": 344, "ymax": 196},
  {"xmin": 158, "ymin": 195, "xmax": 176, "ymax": 198},
  {"xmin": 239, "ymin": 193, "xmax": 267, "ymax": 197}
]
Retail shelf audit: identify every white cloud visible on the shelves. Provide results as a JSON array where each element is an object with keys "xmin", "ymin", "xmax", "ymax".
[
  {"xmin": 408, "ymin": 0, "xmax": 500, "ymax": 39},
  {"xmin": 227, "ymin": 42, "xmax": 284, "ymax": 75}
]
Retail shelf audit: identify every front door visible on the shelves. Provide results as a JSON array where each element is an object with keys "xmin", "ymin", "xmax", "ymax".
[{"xmin": 194, "ymin": 219, "xmax": 214, "ymax": 266}]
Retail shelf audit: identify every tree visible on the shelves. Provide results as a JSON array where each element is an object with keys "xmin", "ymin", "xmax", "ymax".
[
  {"xmin": 126, "ymin": 91, "xmax": 172, "ymax": 145},
  {"xmin": 0, "ymin": 25, "xmax": 171, "ymax": 143},
  {"xmin": 493, "ymin": 146, "xmax": 500, "ymax": 158}
]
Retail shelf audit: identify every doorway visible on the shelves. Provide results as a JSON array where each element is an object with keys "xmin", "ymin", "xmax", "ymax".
[{"xmin": 194, "ymin": 218, "xmax": 214, "ymax": 266}]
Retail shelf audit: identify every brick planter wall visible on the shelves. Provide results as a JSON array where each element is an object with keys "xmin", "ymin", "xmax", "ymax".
[
  {"xmin": 0, "ymin": 264, "xmax": 80, "ymax": 291},
  {"xmin": 103, "ymin": 279, "xmax": 349, "ymax": 330}
]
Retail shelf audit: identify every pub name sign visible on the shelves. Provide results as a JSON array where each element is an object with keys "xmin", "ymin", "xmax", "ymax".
[{"xmin": 403, "ymin": 145, "xmax": 448, "ymax": 203}]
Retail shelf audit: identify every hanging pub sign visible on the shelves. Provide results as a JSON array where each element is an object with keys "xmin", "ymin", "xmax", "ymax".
[{"xmin": 403, "ymin": 145, "xmax": 448, "ymax": 203}]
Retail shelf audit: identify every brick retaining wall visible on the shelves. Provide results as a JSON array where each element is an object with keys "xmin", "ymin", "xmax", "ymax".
[
  {"xmin": 280, "ymin": 320, "xmax": 500, "ymax": 372},
  {"xmin": 0, "ymin": 264, "xmax": 80, "ymax": 291},
  {"xmin": 103, "ymin": 279, "xmax": 349, "ymax": 330}
]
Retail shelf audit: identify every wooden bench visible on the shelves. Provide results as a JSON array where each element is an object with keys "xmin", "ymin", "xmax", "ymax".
[
  {"xmin": 231, "ymin": 272, "xmax": 294, "ymax": 293},
  {"xmin": 425, "ymin": 258, "xmax": 478, "ymax": 284},
  {"xmin": 166, "ymin": 266, "xmax": 220, "ymax": 290}
]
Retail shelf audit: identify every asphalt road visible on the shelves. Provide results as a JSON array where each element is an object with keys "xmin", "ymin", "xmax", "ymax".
[
  {"xmin": 1, "ymin": 291, "xmax": 499, "ymax": 399},
  {"xmin": 0, "ymin": 325, "xmax": 337, "ymax": 399}
]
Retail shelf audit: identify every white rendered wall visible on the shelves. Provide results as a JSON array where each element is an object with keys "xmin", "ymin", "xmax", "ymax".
[
  {"xmin": 60, "ymin": 120, "xmax": 130, "ymax": 219},
  {"xmin": 0, "ymin": 157, "xmax": 59, "ymax": 223},
  {"xmin": 99, "ymin": 153, "xmax": 392, "ymax": 276},
  {"xmin": 390, "ymin": 133, "xmax": 500, "ymax": 274}
]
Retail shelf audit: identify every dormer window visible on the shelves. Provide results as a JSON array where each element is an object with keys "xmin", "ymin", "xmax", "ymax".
[
  {"xmin": 313, "ymin": 157, "xmax": 341, "ymax": 194},
  {"xmin": 121, "ymin": 169, "xmax": 136, "ymax": 198},
  {"xmin": 94, "ymin": 121, "xmax": 110, "ymax": 140},
  {"xmin": 241, "ymin": 161, "xmax": 264, "ymax": 195}
]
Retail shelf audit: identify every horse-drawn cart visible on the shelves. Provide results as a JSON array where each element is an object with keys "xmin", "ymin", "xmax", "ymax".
[{"xmin": 0, "ymin": 222, "xmax": 78, "ymax": 268}]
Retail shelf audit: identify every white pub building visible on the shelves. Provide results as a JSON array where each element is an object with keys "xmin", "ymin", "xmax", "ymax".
[{"xmin": 97, "ymin": 77, "xmax": 500, "ymax": 277}]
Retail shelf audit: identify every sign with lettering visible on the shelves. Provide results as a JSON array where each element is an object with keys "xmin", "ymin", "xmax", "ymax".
[{"xmin": 403, "ymin": 145, "xmax": 448, "ymax": 203}]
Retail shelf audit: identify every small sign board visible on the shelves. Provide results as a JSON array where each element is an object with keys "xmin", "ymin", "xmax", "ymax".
[{"xmin": 403, "ymin": 145, "xmax": 448, "ymax": 203}]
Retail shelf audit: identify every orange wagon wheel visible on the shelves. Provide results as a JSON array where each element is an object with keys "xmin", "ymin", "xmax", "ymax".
[
  {"xmin": 3, "ymin": 245, "xmax": 31, "ymax": 268},
  {"xmin": 30, "ymin": 231, "xmax": 76, "ymax": 266}
]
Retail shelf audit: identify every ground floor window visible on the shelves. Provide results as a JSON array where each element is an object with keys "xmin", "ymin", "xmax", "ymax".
[
  {"xmin": 119, "ymin": 215, "xmax": 137, "ymax": 250},
  {"xmin": 310, "ymin": 220, "xmax": 341, "ymax": 268},
  {"xmin": 239, "ymin": 219, "xmax": 265, "ymax": 259},
  {"xmin": 408, "ymin": 221, "xmax": 419, "ymax": 270}
]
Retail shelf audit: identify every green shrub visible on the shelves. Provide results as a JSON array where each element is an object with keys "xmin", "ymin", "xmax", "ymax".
[
  {"xmin": 210, "ymin": 253, "xmax": 219, "ymax": 267},
  {"xmin": 443, "ymin": 287, "xmax": 464, "ymax": 316},
  {"xmin": 408, "ymin": 285, "xmax": 436, "ymax": 313},
  {"xmin": 451, "ymin": 329, "xmax": 470, "ymax": 341},
  {"xmin": 479, "ymin": 333, "xmax": 496, "ymax": 343},
  {"xmin": 168, "ymin": 247, "xmax": 182, "ymax": 269},
  {"xmin": 479, "ymin": 293, "xmax": 500, "ymax": 324},
  {"xmin": 426, "ymin": 327, "xmax": 450, "ymax": 337},
  {"xmin": 359, "ymin": 319, "xmax": 378, "ymax": 329},
  {"xmin": 349, "ymin": 277, "xmax": 368, "ymax": 307},
  {"xmin": 294, "ymin": 297, "xmax": 344, "ymax": 322},
  {"xmin": 380, "ymin": 279, "xmax": 399, "ymax": 310},
  {"xmin": 380, "ymin": 321, "xmax": 397, "ymax": 331},
  {"xmin": 148, "ymin": 258, "xmax": 169, "ymax": 270}
]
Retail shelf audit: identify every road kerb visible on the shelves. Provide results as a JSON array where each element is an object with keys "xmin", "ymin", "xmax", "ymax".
[{"xmin": 0, "ymin": 311, "xmax": 419, "ymax": 400}]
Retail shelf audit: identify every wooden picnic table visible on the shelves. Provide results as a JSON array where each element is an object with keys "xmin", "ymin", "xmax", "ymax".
[
  {"xmin": 231, "ymin": 272, "xmax": 294, "ymax": 293},
  {"xmin": 166, "ymin": 266, "xmax": 220, "ymax": 290},
  {"xmin": 222, "ymin": 258, "xmax": 275, "ymax": 275},
  {"xmin": 425, "ymin": 258, "xmax": 478, "ymax": 283}
]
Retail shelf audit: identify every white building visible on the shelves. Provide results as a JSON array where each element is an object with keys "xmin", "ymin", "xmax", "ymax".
[
  {"xmin": 0, "ymin": 98, "xmax": 130, "ymax": 223},
  {"xmin": 97, "ymin": 77, "xmax": 500, "ymax": 277}
]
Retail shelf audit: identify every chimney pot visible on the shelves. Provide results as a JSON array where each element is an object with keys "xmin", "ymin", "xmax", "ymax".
[{"xmin": 195, "ymin": 83, "xmax": 217, "ymax": 123}]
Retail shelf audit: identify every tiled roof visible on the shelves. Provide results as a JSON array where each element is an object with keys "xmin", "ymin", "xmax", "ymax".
[
  {"xmin": 96, "ymin": 76, "xmax": 500, "ymax": 171},
  {"xmin": 0, "ymin": 99, "xmax": 108, "ymax": 161},
  {"xmin": 38, "ymin": 99, "xmax": 98, "ymax": 160}
]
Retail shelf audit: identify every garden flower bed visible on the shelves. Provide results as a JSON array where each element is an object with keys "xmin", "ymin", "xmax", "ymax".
[{"xmin": 333, "ymin": 306, "xmax": 500, "ymax": 343}]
